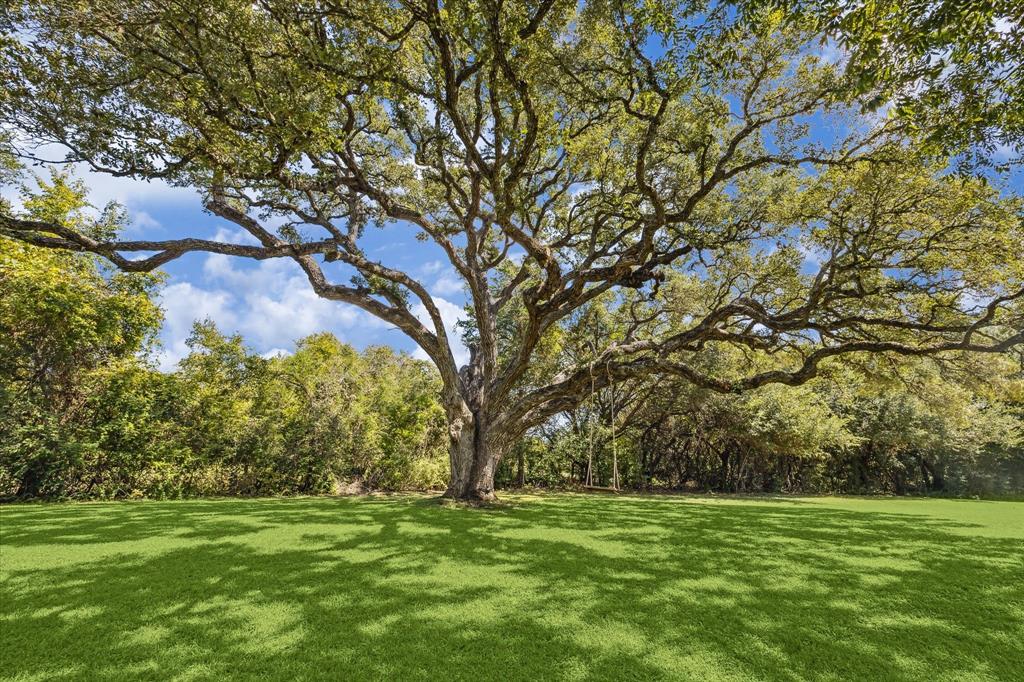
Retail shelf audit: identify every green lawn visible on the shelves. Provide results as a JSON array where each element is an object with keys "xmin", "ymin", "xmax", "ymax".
[{"xmin": 1, "ymin": 494, "xmax": 1022, "ymax": 681}]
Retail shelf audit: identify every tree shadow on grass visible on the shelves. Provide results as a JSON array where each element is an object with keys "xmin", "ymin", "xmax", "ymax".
[{"xmin": 1, "ymin": 495, "xmax": 1022, "ymax": 681}]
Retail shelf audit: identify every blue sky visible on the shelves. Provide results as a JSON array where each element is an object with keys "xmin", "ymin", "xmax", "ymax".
[
  {"xmin": 5, "ymin": 84, "xmax": 1021, "ymax": 374},
  {"xmin": 4, "ymin": 161, "xmax": 471, "ymax": 371},
  {"xmin": 5, "ymin": 14, "xmax": 1022, "ymax": 375},
  {"xmin": 5, "ymin": 138, "xmax": 1020, "ymax": 373}
]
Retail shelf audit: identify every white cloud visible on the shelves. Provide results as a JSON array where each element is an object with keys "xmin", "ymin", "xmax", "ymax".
[
  {"xmin": 568, "ymin": 180, "xmax": 598, "ymax": 198},
  {"xmin": 202, "ymin": 251, "xmax": 290, "ymax": 290},
  {"xmin": 210, "ymin": 226, "xmax": 260, "ymax": 245},
  {"xmin": 411, "ymin": 296, "xmax": 470, "ymax": 368},
  {"xmin": 812, "ymin": 39, "xmax": 846, "ymax": 66},
  {"xmin": 129, "ymin": 210, "xmax": 162, "ymax": 234},
  {"xmin": 155, "ymin": 246, "xmax": 443, "ymax": 372},
  {"xmin": 420, "ymin": 259, "xmax": 446, "ymax": 275},
  {"xmin": 15, "ymin": 141, "xmax": 197, "ymax": 207},
  {"xmin": 85, "ymin": 173, "xmax": 195, "ymax": 210},
  {"xmin": 156, "ymin": 282, "xmax": 237, "ymax": 371},
  {"xmin": 243, "ymin": 286, "xmax": 358, "ymax": 348},
  {"xmin": 261, "ymin": 348, "xmax": 292, "ymax": 359},
  {"xmin": 992, "ymin": 142, "xmax": 1020, "ymax": 161},
  {"xmin": 157, "ymin": 254, "xmax": 363, "ymax": 369},
  {"xmin": 8, "ymin": 139, "xmax": 468, "ymax": 368},
  {"xmin": 419, "ymin": 259, "xmax": 465, "ymax": 297},
  {"xmin": 4, "ymin": 140, "xmax": 198, "ymax": 236},
  {"xmin": 202, "ymin": 255, "xmax": 362, "ymax": 348},
  {"xmin": 798, "ymin": 242, "xmax": 826, "ymax": 267},
  {"xmin": 431, "ymin": 271, "xmax": 464, "ymax": 296}
]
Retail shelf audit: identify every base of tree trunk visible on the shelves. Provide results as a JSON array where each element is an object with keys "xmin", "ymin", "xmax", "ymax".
[
  {"xmin": 440, "ymin": 486, "xmax": 498, "ymax": 504},
  {"xmin": 445, "ymin": 421, "xmax": 501, "ymax": 503},
  {"xmin": 440, "ymin": 485, "xmax": 499, "ymax": 501}
]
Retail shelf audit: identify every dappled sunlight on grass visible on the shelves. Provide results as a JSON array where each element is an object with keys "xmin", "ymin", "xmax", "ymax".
[{"xmin": 1, "ymin": 494, "xmax": 1022, "ymax": 680}]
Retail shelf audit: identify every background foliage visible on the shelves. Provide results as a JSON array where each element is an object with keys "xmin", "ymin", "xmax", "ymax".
[
  {"xmin": 1, "ymin": 0, "xmax": 1022, "ymax": 500},
  {"xmin": 1, "ymin": 171, "xmax": 1020, "ymax": 499}
]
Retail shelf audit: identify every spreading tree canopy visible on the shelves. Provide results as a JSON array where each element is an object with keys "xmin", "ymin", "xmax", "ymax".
[
  {"xmin": 2, "ymin": 0, "xmax": 1022, "ymax": 500},
  {"xmin": 761, "ymin": 0, "xmax": 1023, "ymax": 168}
]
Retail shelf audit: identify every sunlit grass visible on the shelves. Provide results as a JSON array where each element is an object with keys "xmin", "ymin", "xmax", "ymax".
[{"xmin": 1, "ymin": 494, "xmax": 1022, "ymax": 681}]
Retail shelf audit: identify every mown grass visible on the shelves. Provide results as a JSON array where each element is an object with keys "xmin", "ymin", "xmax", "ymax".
[{"xmin": 1, "ymin": 493, "xmax": 1022, "ymax": 681}]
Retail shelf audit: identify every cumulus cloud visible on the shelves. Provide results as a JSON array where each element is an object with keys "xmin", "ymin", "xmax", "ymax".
[
  {"xmin": 129, "ymin": 210, "xmax": 162, "ymax": 234},
  {"xmin": 155, "ymin": 250, "xmax": 365, "ymax": 369},
  {"xmin": 156, "ymin": 282, "xmax": 237, "ymax": 371},
  {"xmin": 157, "ymin": 246, "xmax": 475, "ymax": 371},
  {"xmin": 19, "ymin": 142, "xmax": 196, "ymax": 207},
  {"xmin": 420, "ymin": 259, "xmax": 446, "ymax": 275},
  {"xmin": 243, "ymin": 285, "xmax": 360, "ymax": 348},
  {"xmin": 2, "ymin": 140, "xmax": 197, "ymax": 239},
  {"xmin": 81, "ymin": 171, "xmax": 193, "ymax": 209},
  {"xmin": 156, "ymin": 235, "xmax": 458, "ymax": 371},
  {"xmin": 417, "ymin": 259, "xmax": 466, "ymax": 297},
  {"xmin": 209, "ymin": 226, "xmax": 259, "ymax": 246},
  {"xmin": 411, "ymin": 296, "xmax": 471, "ymax": 368},
  {"xmin": 812, "ymin": 39, "xmax": 846, "ymax": 66},
  {"xmin": 202, "ymin": 254, "xmax": 363, "ymax": 348},
  {"xmin": 992, "ymin": 142, "xmax": 1020, "ymax": 161},
  {"xmin": 9, "ymin": 141, "xmax": 475, "ymax": 370},
  {"xmin": 431, "ymin": 271, "xmax": 464, "ymax": 296},
  {"xmin": 797, "ymin": 243, "xmax": 822, "ymax": 266}
]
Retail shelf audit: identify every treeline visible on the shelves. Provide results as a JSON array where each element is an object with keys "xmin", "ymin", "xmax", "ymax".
[
  {"xmin": 0, "ymin": 323, "xmax": 448, "ymax": 499},
  {"xmin": 5, "ymin": 221, "xmax": 1022, "ymax": 499},
  {"xmin": 2, "ymin": 174, "xmax": 1023, "ymax": 499},
  {"xmin": 495, "ymin": 287, "xmax": 1024, "ymax": 497},
  {"xmin": 0, "ymin": 174, "xmax": 447, "ymax": 499},
  {"xmin": 1, "ymin": 264, "xmax": 449, "ymax": 499},
  {"xmin": 502, "ymin": 360, "xmax": 1024, "ymax": 496}
]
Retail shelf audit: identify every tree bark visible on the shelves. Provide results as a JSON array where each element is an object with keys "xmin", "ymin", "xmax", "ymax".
[
  {"xmin": 442, "ymin": 401, "xmax": 503, "ymax": 502},
  {"xmin": 920, "ymin": 457, "xmax": 945, "ymax": 492},
  {"xmin": 16, "ymin": 462, "xmax": 44, "ymax": 499}
]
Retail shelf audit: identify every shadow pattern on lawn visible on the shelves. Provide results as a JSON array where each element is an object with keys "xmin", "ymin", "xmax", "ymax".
[{"xmin": 1, "ymin": 495, "xmax": 1022, "ymax": 681}]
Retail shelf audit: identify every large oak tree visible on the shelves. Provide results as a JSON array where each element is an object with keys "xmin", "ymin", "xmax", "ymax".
[{"xmin": 2, "ymin": 0, "xmax": 1022, "ymax": 500}]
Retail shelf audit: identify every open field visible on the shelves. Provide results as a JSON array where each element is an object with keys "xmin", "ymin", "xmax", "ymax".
[{"xmin": 1, "ymin": 494, "xmax": 1022, "ymax": 681}]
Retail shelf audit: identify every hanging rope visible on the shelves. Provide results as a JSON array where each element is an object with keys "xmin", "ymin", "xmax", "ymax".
[
  {"xmin": 607, "ymin": 359, "xmax": 619, "ymax": 490},
  {"xmin": 586, "ymin": 358, "xmax": 595, "ymax": 487}
]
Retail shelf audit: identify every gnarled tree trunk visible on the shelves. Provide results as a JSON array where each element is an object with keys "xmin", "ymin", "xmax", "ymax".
[{"xmin": 442, "ymin": 399, "xmax": 506, "ymax": 502}]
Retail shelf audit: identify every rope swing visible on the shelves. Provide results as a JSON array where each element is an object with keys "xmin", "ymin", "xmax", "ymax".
[
  {"xmin": 585, "ymin": 358, "xmax": 595, "ymax": 487},
  {"xmin": 608, "ymin": 358, "xmax": 620, "ymax": 491},
  {"xmin": 583, "ymin": 354, "xmax": 620, "ymax": 492}
]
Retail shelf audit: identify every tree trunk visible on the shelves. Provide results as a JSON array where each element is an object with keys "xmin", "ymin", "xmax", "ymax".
[
  {"xmin": 16, "ymin": 461, "xmax": 45, "ymax": 499},
  {"xmin": 442, "ymin": 402, "xmax": 503, "ymax": 502},
  {"xmin": 920, "ymin": 457, "xmax": 945, "ymax": 492}
]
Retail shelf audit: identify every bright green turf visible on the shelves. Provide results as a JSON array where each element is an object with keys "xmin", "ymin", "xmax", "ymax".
[{"xmin": 1, "ymin": 494, "xmax": 1022, "ymax": 681}]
